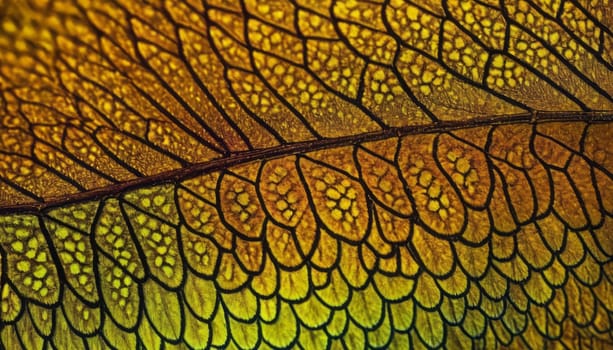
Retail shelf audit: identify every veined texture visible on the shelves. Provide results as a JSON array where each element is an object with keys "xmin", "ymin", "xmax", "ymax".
[{"xmin": 0, "ymin": 0, "xmax": 612, "ymax": 349}]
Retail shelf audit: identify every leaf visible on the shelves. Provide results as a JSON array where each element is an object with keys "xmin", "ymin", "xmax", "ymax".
[{"xmin": 0, "ymin": 0, "xmax": 612, "ymax": 349}]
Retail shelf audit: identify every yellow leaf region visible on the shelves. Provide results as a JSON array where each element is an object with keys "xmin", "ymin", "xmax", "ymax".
[{"xmin": 0, "ymin": 0, "xmax": 612, "ymax": 349}]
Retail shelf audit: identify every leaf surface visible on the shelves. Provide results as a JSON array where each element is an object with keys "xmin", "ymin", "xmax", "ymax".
[{"xmin": 0, "ymin": 0, "xmax": 612, "ymax": 349}]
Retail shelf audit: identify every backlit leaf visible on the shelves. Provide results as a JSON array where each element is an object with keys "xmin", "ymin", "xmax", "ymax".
[{"xmin": 0, "ymin": 0, "xmax": 612, "ymax": 349}]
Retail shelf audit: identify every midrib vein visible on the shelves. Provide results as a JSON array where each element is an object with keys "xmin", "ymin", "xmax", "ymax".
[{"xmin": 2, "ymin": 110, "xmax": 611, "ymax": 214}]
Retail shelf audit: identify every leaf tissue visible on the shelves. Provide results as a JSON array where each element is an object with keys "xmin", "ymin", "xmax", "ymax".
[{"xmin": 0, "ymin": 0, "xmax": 611, "ymax": 349}]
